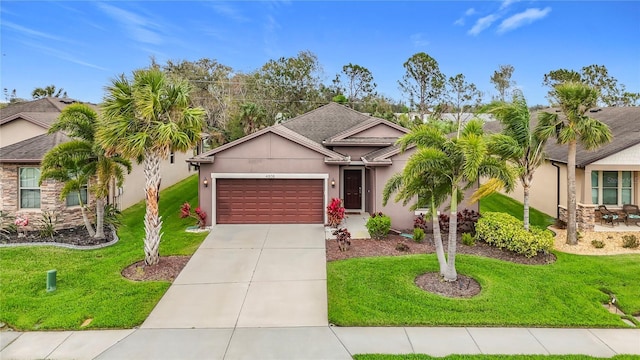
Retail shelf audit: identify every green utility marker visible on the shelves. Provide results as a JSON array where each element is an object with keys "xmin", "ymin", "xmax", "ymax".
[{"xmin": 47, "ymin": 270, "xmax": 57, "ymax": 292}]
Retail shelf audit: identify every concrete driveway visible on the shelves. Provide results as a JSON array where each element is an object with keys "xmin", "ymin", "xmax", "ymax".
[{"xmin": 141, "ymin": 224, "xmax": 328, "ymax": 329}]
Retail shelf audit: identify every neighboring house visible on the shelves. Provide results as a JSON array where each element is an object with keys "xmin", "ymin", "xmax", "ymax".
[
  {"xmin": 188, "ymin": 102, "xmax": 479, "ymax": 229},
  {"xmin": 488, "ymin": 107, "xmax": 640, "ymax": 231},
  {"xmin": 0, "ymin": 97, "xmax": 195, "ymax": 229}
]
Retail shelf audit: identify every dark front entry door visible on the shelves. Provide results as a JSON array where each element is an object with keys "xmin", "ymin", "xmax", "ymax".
[{"xmin": 344, "ymin": 169, "xmax": 362, "ymax": 209}]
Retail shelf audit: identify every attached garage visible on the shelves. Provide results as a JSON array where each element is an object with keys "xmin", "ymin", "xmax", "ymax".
[{"xmin": 215, "ymin": 178, "xmax": 325, "ymax": 224}]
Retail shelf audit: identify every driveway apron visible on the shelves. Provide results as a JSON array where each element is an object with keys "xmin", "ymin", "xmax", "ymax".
[{"xmin": 141, "ymin": 224, "xmax": 328, "ymax": 329}]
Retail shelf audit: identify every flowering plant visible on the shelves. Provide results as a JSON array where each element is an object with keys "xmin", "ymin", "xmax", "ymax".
[
  {"xmin": 180, "ymin": 202, "xmax": 207, "ymax": 228},
  {"xmin": 326, "ymin": 198, "xmax": 345, "ymax": 228},
  {"xmin": 14, "ymin": 216, "xmax": 28, "ymax": 237}
]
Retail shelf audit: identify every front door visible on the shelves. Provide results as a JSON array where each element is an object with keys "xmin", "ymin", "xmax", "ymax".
[{"xmin": 344, "ymin": 169, "xmax": 362, "ymax": 209}]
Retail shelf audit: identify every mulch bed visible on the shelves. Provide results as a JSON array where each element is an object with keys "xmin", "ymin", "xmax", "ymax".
[
  {"xmin": 121, "ymin": 256, "xmax": 191, "ymax": 282},
  {"xmin": 1, "ymin": 225, "xmax": 115, "ymax": 247}
]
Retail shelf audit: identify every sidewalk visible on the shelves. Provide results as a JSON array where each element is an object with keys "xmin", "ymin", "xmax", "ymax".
[{"xmin": 2, "ymin": 326, "xmax": 639, "ymax": 359}]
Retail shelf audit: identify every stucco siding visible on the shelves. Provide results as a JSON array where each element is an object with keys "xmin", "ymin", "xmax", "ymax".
[
  {"xmin": 352, "ymin": 124, "xmax": 405, "ymax": 138},
  {"xmin": 332, "ymin": 146, "xmax": 382, "ymax": 159},
  {"xmin": 0, "ymin": 120, "xmax": 47, "ymax": 147}
]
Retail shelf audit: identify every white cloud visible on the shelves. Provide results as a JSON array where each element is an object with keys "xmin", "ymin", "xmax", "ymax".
[
  {"xmin": 410, "ymin": 33, "xmax": 430, "ymax": 47},
  {"xmin": 498, "ymin": 7, "xmax": 552, "ymax": 34},
  {"xmin": 454, "ymin": 8, "xmax": 476, "ymax": 26},
  {"xmin": 96, "ymin": 3, "xmax": 163, "ymax": 45},
  {"xmin": 465, "ymin": 8, "xmax": 477, "ymax": 16},
  {"xmin": 22, "ymin": 41, "xmax": 108, "ymax": 71},
  {"xmin": 3, "ymin": 21, "xmax": 66, "ymax": 42},
  {"xmin": 208, "ymin": 2, "xmax": 249, "ymax": 22},
  {"xmin": 500, "ymin": 0, "xmax": 519, "ymax": 10},
  {"xmin": 468, "ymin": 14, "xmax": 500, "ymax": 36}
]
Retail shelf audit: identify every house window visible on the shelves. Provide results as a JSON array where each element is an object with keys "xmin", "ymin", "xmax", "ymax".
[
  {"xmin": 592, "ymin": 171, "xmax": 633, "ymax": 206},
  {"xmin": 19, "ymin": 167, "xmax": 41, "ymax": 208},
  {"xmin": 66, "ymin": 186, "xmax": 88, "ymax": 207},
  {"xmin": 170, "ymin": 151, "xmax": 175, "ymax": 164}
]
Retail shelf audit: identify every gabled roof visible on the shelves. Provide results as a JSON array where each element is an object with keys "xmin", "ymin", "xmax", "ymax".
[
  {"xmin": 324, "ymin": 116, "xmax": 409, "ymax": 144},
  {"xmin": 484, "ymin": 106, "xmax": 640, "ymax": 167},
  {"xmin": 0, "ymin": 132, "xmax": 71, "ymax": 163},
  {"xmin": 361, "ymin": 144, "xmax": 416, "ymax": 166},
  {"xmin": 0, "ymin": 97, "xmax": 98, "ymax": 128}
]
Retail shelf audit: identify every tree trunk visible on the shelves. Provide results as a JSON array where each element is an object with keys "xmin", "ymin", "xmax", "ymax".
[
  {"xmin": 523, "ymin": 180, "xmax": 531, "ymax": 231},
  {"xmin": 443, "ymin": 187, "xmax": 458, "ymax": 282},
  {"xmin": 94, "ymin": 197, "xmax": 106, "ymax": 239},
  {"xmin": 143, "ymin": 152, "xmax": 163, "ymax": 265},
  {"xmin": 79, "ymin": 205, "xmax": 96, "ymax": 238},
  {"xmin": 566, "ymin": 141, "xmax": 578, "ymax": 245},
  {"xmin": 430, "ymin": 195, "xmax": 447, "ymax": 276}
]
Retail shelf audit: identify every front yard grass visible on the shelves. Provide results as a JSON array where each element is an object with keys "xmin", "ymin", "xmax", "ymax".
[
  {"xmin": 0, "ymin": 175, "xmax": 207, "ymax": 330},
  {"xmin": 480, "ymin": 192, "xmax": 555, "ymax": 230},
  {"xmin": 327, "ymin": 251, "xmax": 640, "ymax": 327}
]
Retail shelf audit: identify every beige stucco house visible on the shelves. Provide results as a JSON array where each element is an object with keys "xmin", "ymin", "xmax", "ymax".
[
  {"xmin": 493, "ymin": 107, "xmax": 640, "ymax": 230},
  {"xmin": 0, "ymin": 97, "xmax": 195, "ymax": 229},
  {"xmin": 188, "ymin": 102, "xmax": 479, "ymax": 230}
]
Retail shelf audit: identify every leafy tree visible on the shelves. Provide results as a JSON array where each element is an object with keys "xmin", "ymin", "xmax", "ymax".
[
  {"xmin": 249, "ymin": 50, "xmax": 323, "ymax": 121},
  {"xmin": 98, "ymin": 68, "xmax": 205, "ymax": 265},
  {"xmin": 535, "ymin": 82, "xmax": 612, "ymax": 245},
  {"xmin": 32, "ymin": 85, "xmax": 67, "ymax": 99},
  {"xmin": 236, "ymin": 102, "xmax": 268, "ymax": 135},
  {"xmin": 490, "ymin": 64, "xmax": 515, "ymax": 102},
  {"xmin": 543, "ymin": 65, "xmax": 634, "ymax": 106},
  {"xmin": 389, "ymin": 120, "xmax": 515, "ymax": 281},
  {"xmin": 41, "ymin": 104, "xmax": 131, "ymax": 238},
  {"xmin": 440, "ymin": 73, "xmax": 483, "ymax": 135},
  {"xmin": 333, "ymin": 63, "xmax": 377, "ymax": 109},
  {"xmin": 483, "ymin": 90, "xmax": 547, "ymax": 230},
  {"xmin": 398, "ymin": 52, "xmax": 445, "ymax": 120}
]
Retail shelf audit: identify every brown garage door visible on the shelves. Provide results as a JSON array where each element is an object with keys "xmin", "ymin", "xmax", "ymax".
[{"xmin": 216, "ymin": 178, "xmax": 324, "ymax": 224}]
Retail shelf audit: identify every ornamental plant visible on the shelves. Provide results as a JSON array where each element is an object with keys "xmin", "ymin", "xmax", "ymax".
[
  {"xmin": 327, "ymin": 198, "xmax": 345, "ymax": 228},
  {"xmin": 14, "ymin": 216, "xmax": 29, "ymax": 237},
  {"xmin": 332, "ymin": 228, "xmax": 351, "ymax": 252},
  {"xmin": 475, "ymin": 212, "xmax": 553, "ymax": 258},
  {"xmin": 366, "ymin": 212, "xmax": 391, "ymax": 240},
  {"xmin": 180, "ymin": 202, "xmax": 207, "ymax": 228}
]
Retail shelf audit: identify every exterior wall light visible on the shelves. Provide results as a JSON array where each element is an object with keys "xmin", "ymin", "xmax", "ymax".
[
  {"xmin": 331, "ymin": 178, "xmax": 335, "ymax": 188},
  {"xmin": 203, "ymin": 177, "xmax": 209, "ymax": 188}
]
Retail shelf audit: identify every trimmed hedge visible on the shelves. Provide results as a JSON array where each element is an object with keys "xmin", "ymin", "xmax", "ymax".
[{"xmin": 475, "ymin": 212, "xmax": 554, "ymax": 258}]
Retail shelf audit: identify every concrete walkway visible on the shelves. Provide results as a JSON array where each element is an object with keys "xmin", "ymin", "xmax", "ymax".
[{"xmin": 2, "ymin": 223, "xmax": 640, "ymax": 359}]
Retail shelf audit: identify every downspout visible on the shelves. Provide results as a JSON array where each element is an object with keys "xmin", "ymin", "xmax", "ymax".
[{"xmin": 551, "ymin": 161, "xmax": 561, "ymax": 219}]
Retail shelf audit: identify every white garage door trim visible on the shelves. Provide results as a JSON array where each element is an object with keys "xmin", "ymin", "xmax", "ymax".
[{"xmin": 211, "ymin": 173, "xmax": 329, "ymax": 225}]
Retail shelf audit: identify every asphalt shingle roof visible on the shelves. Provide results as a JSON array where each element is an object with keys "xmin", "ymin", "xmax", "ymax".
[{"xmin": 0, "ymin": 132, "xmax": 71, "ymax": 163}]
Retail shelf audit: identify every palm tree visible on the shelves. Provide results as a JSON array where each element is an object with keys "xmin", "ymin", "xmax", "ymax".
[
  {"xmin": 483, "ymin": 90, "xmax": 548, "ymax": 230},
  {"xmin": 98, "ymin": 68, "xmax": 205, "ymax": 265},
  {"xmin": 43, "ymin": 104, "xmax": 131, "ymax": 238},
  {"xmin": 535, "ymin": 82, "xmax": 612, "ymax": 245},
  {"xmin": 32, "ymin": 85, "xmax": 67, "ymax": 99},
  {"xmin": 389, "ymin": 120, "xmax": 515, "ymax": 281}
]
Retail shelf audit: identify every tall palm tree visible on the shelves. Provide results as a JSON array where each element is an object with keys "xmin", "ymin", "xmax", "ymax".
[
  {"xmin": 483, "ymin": 90, "xmax": 548, "ymax": 230},
  {"xmin": 535, "ymin": 82, "xmax": 612, "ymax": 245},
  {"xmin": 43, "ymin": 104, "xmax": 131, "ymax": 238},
  {"xmin": 32, "ymin": 85, "xmax": 67, "ymax": 99},
  {"xmin": 390, "ymin": 120, "xmax": 515, "ymax": 281},
  {"xmin": 98, "ymin": 68, "xmax": 205, "ymax": 265}
]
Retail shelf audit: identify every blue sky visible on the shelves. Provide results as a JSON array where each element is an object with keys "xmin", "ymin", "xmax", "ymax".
[{"xmin": 1, "ymin": 1, "xmax": 639, "ymax": 107}]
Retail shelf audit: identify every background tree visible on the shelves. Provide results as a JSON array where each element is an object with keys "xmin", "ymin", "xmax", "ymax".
[
  {"xmin": 98, "ymin": 68, "xmax": 205, "ymax": 265},
  {"xmin": 543, "ymin": 64, "xmax": 635, "ymax": 106},
  {"xmin": 440, "ymin": 73, "xmax": 483, "ymax": 135},
  {"xmin": 535, "ymin": 82, "xmax": 612, "ymax": 245},
  {"xmin": 398, "ymin": 52, "xmax": 445, "ymax": 120},
  {"xmin": 43, "ymin": 104, "xmax": 131, "ymax": 238},
  {"xmin": 32, "ymin": 85, "xmax": 67, "ymax": 99},
  {"xmin": 393, "ymin": 119, "xmax": 515, "ymax": 281},
  {"xmin": 483, "ymin": 90, "xmax": 547, "ymax": 230},
  {"xmin": 490, "ymin": 64, "xmax": 515, "ymax": 102},
  {"xmin": 333, "ymin": 63, "xmax": 377, "ymax": 109}
]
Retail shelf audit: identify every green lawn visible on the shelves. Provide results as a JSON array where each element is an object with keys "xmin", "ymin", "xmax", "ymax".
[
  {"xmin": 480, "ymin": 192, "xmax": 555, "ymax": 230},
  {"xmin": 354, "ymin": 355, "xmax": 640, "ymax": 360},
  {"xmin": 328, "ymin": 251, "xmax": 640, "ymax": 327},
  {"xmin": 0, "ymin": 175, "xmax": 207, "ymax": 331}
]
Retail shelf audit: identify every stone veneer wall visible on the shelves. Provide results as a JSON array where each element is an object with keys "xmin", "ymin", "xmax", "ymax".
[
  {"xmin": 558, "ymin": 203, "xmax": 596, "ymax": 232},
  {"xmin": 1, "ymin": 163, "xmax": 96, "ymax": 231}
]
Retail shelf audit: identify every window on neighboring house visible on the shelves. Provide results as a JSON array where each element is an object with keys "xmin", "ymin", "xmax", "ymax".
[
  {"xmin": 66, "ymin": 186, "xmax": 88, "ymax": 207},
  {"xmin": 170, "ymin": 151, "xmax": 175, "ymax": 164},
  {"xmin": 592, "ymin": 171, "xmax": 633, "ymax": 206},
  {"xmin": 19, "ymin": 167, "xmax": 41, "ymax": 208}
]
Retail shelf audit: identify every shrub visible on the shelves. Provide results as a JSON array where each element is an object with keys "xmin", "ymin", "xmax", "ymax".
[
  {"xmin": 332, "ymin": 228, "xmax": 351, "ymax": 252},
  {"xmin": 180, "ymin": 202, "xmax": 207, "ymax": 228},
  {"xmin": 591, "ymin": 239, "xmax": 605, "ymax": 248},
  {"xmin": 439, "ymin": 209, "xmax": 481, "ymax": 234},
  {"xmin": 462, "ymin": 232, "xmax": 475, "ymax": 246},
  {"xmin": 366, "ymin": 212, "xmax": 391, "ymax": 240},
  {"xmin": 622, "ymin": 235, "xmax": 639, "ymax": 249},
  {"xmin": 103, "ymin": 204, "xmax": 122, "ymax": 228},
  {"xmin": 414, "ymin": 214, "xmax": 428, "ymax": 232},
  {"xmin": 395, "ymin": 242, "xmax": 410, "ymax": 252},
  {"xmin": 326, "ymin": 198, "xmax": 345, "ymax": 228},
  {"xmin": 412, "ymin": 227, "xmax": 425, "ymax": 243},
  {"xmin": 475, "ymin": 212, "xmax": 554, "ymax": 258},
  {"xmin": 38, "ymin": 210, "xmax": 60, "ymax": 240},
  {"xmin": 0, "ymin": 211, "xmax": 16, "ymax": 241}
]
